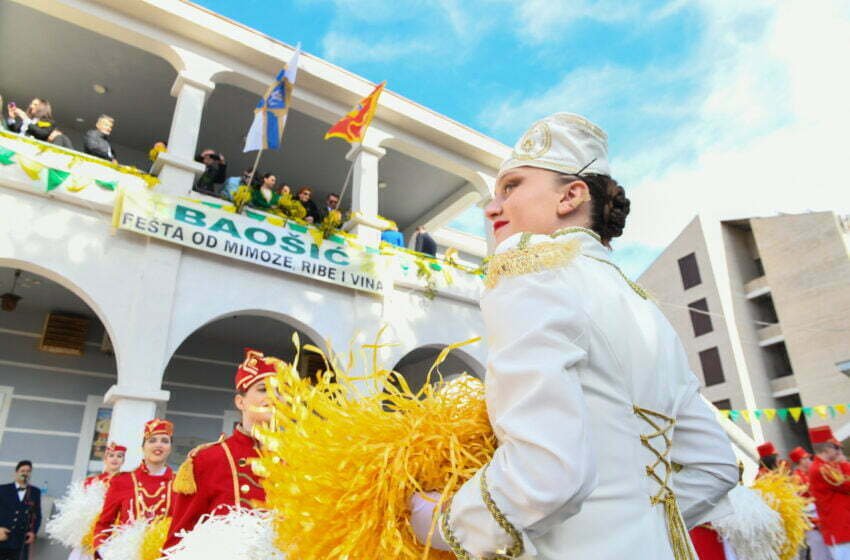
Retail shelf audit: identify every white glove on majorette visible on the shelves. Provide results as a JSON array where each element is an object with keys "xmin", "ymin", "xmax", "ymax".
[{"xmin": 410, "ymin": 492, "xmax": 451, "ymax": 551}]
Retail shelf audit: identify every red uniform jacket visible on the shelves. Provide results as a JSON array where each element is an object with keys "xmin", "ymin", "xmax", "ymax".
[
  {"xmin": 808, "ymin": 457, "xmax": 850, "ymax": 545},
  {"xmin": 164, "ymin": 429, "xmax": 265, "ymax": 550},
  {"xmin": 690, "ymin": 525, "xmax": 727, "ymax": 560},
  {"xmin": 92, "ymin": 464, "xmax": 174, "ymax": 550}
]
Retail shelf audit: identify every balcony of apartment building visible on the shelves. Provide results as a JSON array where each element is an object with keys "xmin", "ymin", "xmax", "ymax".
[{"xmin": 0, "ymin": 0, "xmax": 494, "ymax": 302}]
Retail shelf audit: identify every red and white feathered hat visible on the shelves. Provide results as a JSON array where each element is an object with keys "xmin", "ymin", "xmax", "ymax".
[
  {"xmin": 106, "ymin": 441, "xmax": 127, "ymax": 453},
  {"xmin": 143, "ymin": 418, "xmax": 173, "ymax": 440},
  {"xmin": 235, "ymin": 348, "xmax": 277, "ymax": 392},
  {"xmin": 810, "ymin": 425, "xmax": 841, "ymax": 447},
  {"xmin": 757, "ymin": 441, "xmax": 777, "ymax": 458}
]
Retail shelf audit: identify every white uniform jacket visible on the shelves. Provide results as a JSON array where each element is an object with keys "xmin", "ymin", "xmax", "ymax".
[{"xmin": 440, "ymin": 228, "xmax": 738, "ymax": 559}]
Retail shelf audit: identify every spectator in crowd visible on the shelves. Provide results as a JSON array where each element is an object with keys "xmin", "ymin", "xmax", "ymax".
[
  {"xmin": 298, "ymin": 187, "xmax": 323, "ymax": 224},
  {"xmin": 324, "ymin": 193, "xmax": 341, "ymax": 219},
  {"xmin": 194, "ymin": 149, "xmax": 227, "ymax": 196},
  {"xmin": 409, "ymin": 225, "xmax": 437, "ymax": 256},
  {"xmin": 280, "ymin": 183, "xmax": 292, "ymax": 196},
  {"xmin": 5, "ymin": 98, "xmax": 55, "ymax": 142},
  {"xmin": 47, "ymin": 128, "xmax": 74, "ymax": 150},
  {"xmin": 0, "ymin": 460, "xmax": 42, "ymax": 560},
  {"xmin": 381, "ymin": 222, "xmax": 405, "ymax": 247},
  {"xmin": 251, "ymin": 173, "xmax": 281, "ymax": 210},
  {"xmin": 83, "ymin": 114, "xmax": 117, "ymax": 162},
  {"xmin": 222, "ymin": 168, "xmax": 256, "ymax": 201}
]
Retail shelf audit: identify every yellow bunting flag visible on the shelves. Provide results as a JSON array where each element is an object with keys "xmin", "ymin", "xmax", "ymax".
[
  {"xmin": 837, "ymin": 404, "xmax": 848, "ymax": 415},
  {"xmin": 16, "ymin": 155, "xmax": 45, "ymax": 180},
  {"xmin": 814, "ymin": 405, "xmax": 829, "ymax": 419},
  {"xmin": 764, "ymin": 408, "xmax": 777, "ymax": 421},
  {"xmin": 789, "ymin": 407, "xmax": 803, "ymax": 422},
  {"xmin": 740, "ymin": 410, "xmax": 751, "ymax": 423}
]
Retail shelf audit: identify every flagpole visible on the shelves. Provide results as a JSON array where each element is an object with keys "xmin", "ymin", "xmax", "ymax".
[
  {"xmin": 338, "ymin": 160, "xmax": 355, "ymax": 204},
  {"xmin": 246, "ymin": 148, "xmax": 264, "ymax": 190}
]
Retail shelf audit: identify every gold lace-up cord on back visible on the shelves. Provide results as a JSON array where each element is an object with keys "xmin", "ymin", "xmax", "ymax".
[{"xmin": 633, "ymin": 405, "xmax": 696, "ymax": 560}]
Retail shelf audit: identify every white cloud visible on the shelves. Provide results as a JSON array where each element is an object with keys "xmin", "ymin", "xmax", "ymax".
[
  {"xmin": 623, "ymin": 0, "xmax": 850, "ymax": 250},
  {"xmin": 321, "ymin": 31, "xmax": 437, "ymax": 64},
  {"xmin": 480, "ymin": 0, "xmax": 850, "ymax": 271}
]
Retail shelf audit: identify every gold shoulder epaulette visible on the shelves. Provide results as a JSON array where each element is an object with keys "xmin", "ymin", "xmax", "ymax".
[
  {"xmin": 485, "ymin": 237, "xmax": 580, "ymax": 289},
  {"xmin": 173, "ymin": 434, "xmax": 226, "ymax": 494}
]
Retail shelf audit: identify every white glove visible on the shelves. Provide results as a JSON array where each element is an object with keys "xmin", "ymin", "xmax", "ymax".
[{"xmin": 410, "ymin": 492, "xmax": 451, "ymax": 551}]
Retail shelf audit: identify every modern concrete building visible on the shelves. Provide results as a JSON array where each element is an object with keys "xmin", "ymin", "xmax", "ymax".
[{"xmin": 640, "ymin": 211, "xmax": 850, "ymax": 454}]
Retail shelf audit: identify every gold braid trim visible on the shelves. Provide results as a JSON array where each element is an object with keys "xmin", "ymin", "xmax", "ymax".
[
  {"xmin": 583, "ymin": 255, "xmax": 649, "ymax": 300},
  {"xmin": 634, "ymin": 405, "xmax": 695, "ymax": 560},
  {"xmin": 820, "ymin": 463, "xmax": 847, "ymax": 487},
  {"xmin": 484, "ymin": 238, "xmax": 580, "ymax": 289},
  {"xmin": 439, "ymin": 464, "xmax": 525, "ymax": 559}
]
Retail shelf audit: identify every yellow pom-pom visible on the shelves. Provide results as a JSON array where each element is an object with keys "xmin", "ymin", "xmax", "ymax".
[
  {"xmin": 255, "ymin": 336, "xmax": 492, "ymax": 560},
  {"xmin": 141, "ymin": 516, "xmax": 171, "ymax": 560},
  {"xmin": 753, "ymin": 469, "xmax": 812, "ymax": 560}
]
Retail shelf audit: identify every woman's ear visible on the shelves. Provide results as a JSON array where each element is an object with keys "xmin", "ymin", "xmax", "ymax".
[{"xmin": 557, "ymin": 179, "xmax": 590, "ymax": 217}]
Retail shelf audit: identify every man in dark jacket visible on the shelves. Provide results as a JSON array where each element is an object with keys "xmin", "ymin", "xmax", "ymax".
[
  {"xmin": 83, "ymin": 115, "xmax": 117, "ymax": 162},
  {"xmin": 194, "ymin": 149, "xmax": 227, "ymax": 196},
  {"xmin": 0, "ymin": 461, "xmax": 41, "ymax": 560}
]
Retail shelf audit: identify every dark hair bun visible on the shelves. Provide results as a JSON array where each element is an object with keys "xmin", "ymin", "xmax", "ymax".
[{"xmin": 587, "ymin": 175, "xmax": 630, "ymax": 243}]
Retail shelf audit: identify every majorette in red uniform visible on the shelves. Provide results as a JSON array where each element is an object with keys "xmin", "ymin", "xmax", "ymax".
[
  {"xmin": 807, "ymin": 426, "xmax": 850, "ymax": 560},
  {"xmin": 92, "ymin": 419, "xmax": 175, "ymax": 551},
  {"xmin": 163, "ymin": 349, "xmax": 276, "ymax": 550},
  {"xmin": 84, "ymin": 442, "xmax": 127, "ymax": 489},
  {"xmin": 790, "ymin": 445, "xmax": 831, "ymax": 560}
]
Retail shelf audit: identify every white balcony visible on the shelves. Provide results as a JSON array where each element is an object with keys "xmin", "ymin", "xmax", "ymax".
[{"xmin": 770, "ymin": 374, "xmax": 799, "ymax": 398}]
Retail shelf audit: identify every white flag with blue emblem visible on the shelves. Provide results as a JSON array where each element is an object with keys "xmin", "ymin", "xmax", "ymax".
[{"xmin": 244, "ymin": 45, "xmax": 301, "ymax": 152}]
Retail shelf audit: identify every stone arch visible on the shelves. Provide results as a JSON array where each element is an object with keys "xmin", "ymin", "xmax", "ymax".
[
  {"xmin": 390, "ymin": 343, "xmax": 485, "ymax": 393},
  {"xmin": 0, "ymin": 258, "xmax": 122, "ymax": 369}
]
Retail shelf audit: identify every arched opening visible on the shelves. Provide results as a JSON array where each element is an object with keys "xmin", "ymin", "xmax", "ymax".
[
  {"xmin": 391, "ymin": 344, "xmax": 484, "ymax": 394},
  {"xmin": 161, "ymin": 312, "xmax": 323, "ymax": 466},
  {"xmin": 0, "ymin": 1, "xmax": 179, "ymax": 170},
  {"xmin": 0, "ymin": 265, "xmax": 119, "ymax": 514}
]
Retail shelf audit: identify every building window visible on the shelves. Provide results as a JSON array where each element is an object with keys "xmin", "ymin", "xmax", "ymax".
[
  {"xmin": 678, "ymin": 253, "xmax": 702, "ymax": 290},
  {"xmin": 699, "ymin": 347, "xmax": 725, "ymax": 386},
  {"xmin": 688, "ymin": 298, "xmax": 713, "ymax": 337},
  {"xmin": 712, "ymin": 398, "xmax": 732, "ymax": 411}
]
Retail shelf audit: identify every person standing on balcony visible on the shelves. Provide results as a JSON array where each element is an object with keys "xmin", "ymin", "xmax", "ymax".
[
  {"xmin": 409, "ymin": 225, "xmax": 438, "ymax": 256},
  {"xmin": 6, "ymin": 98, "xmax": 56, "ymax": 142},
  {"xmin": 297, "ymin": 187, "xmax": 322, "ymax": 224},
  {"xmin": 410, "ymin": 113, "xmax": 738, "ymax": 559},
  {"xmin": 380, "ymin": 222, "xmax": 404, "ymax": 247},
  {"xmin": 194, "ymin": 149, "xmax": 227, "ymax": 196},
  {"xmin": 83, "ymin": 115, "xmax": 117, "ymax": 163},
  {"xmin": 808, "ymin": 426, "xmax": 850, "ymax": 560},
  {"xmin": 250, "ymin": 173, "xmax": 281, "ymax": 210}
]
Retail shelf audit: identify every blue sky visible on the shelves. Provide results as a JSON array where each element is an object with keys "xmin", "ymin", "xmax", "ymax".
[{"xmin": 197, "ymin": 0, "xmax": 850, "ymax": 278}]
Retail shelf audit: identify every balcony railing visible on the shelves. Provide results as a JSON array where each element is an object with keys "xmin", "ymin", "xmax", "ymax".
[
  {"xmin": 744, "ymin": 275, "xmax": 770, "ymax": 299},
  {"xmin": 0, "ymin": 131, "xmax": 485, "ymax": 301},
  {"xmin": 757, "ymin": 322, "xmax": 784, "ymax": 346}
]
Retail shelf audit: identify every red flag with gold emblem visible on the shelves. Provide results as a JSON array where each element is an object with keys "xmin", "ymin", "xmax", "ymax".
[{"xmin": 324, "ymin": 82, "xmax": 385, "ymax": 143}]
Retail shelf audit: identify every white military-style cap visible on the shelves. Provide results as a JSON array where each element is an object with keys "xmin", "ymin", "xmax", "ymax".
[{"xmin": 498, "ymin": 112, "xmax": 610, "ymax": 178}]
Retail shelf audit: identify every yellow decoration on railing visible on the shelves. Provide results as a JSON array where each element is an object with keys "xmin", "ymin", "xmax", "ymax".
[{"xmin": 16, "ymin": 154, "xmax": 45, "ymax": 180}]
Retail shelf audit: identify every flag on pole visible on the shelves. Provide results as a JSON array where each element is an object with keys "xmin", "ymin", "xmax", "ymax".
[
  {"xmin": 324, "ymin": 81, "xmax": 385, "ymax": 143},
  {"xmin": 244, "ymin": 45, "xmax": 301, "ymax": 152}
]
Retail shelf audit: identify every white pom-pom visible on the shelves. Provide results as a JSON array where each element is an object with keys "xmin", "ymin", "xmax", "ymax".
[
  {"xmin": 713, "ymin": 485, "xmax": 785, "ymax": 560},
  {"xmin": 98, "ymin": 519, "xmax": 150, "ymax": 560},
  {"xmin": 47, "ymin": 480, "xmax": 107, "ymax": 548},
  {"xmin": 162, "ymin": 508, "xmax": 284, "ymax": 560}
]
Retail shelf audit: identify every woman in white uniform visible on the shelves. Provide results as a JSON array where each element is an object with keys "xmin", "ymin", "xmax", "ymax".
[{"xmin": 412, "ymin": 113, "xmax": 739, "ymax": 559}]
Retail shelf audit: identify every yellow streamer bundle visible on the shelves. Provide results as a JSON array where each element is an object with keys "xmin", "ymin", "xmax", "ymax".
[
  {"xmin": 253, "ymin": 338, "xmax": 494, "ymax": 560},
  {"xmin": 753, "ymin": 470, "xmax": 812, "ymax": 560}
]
